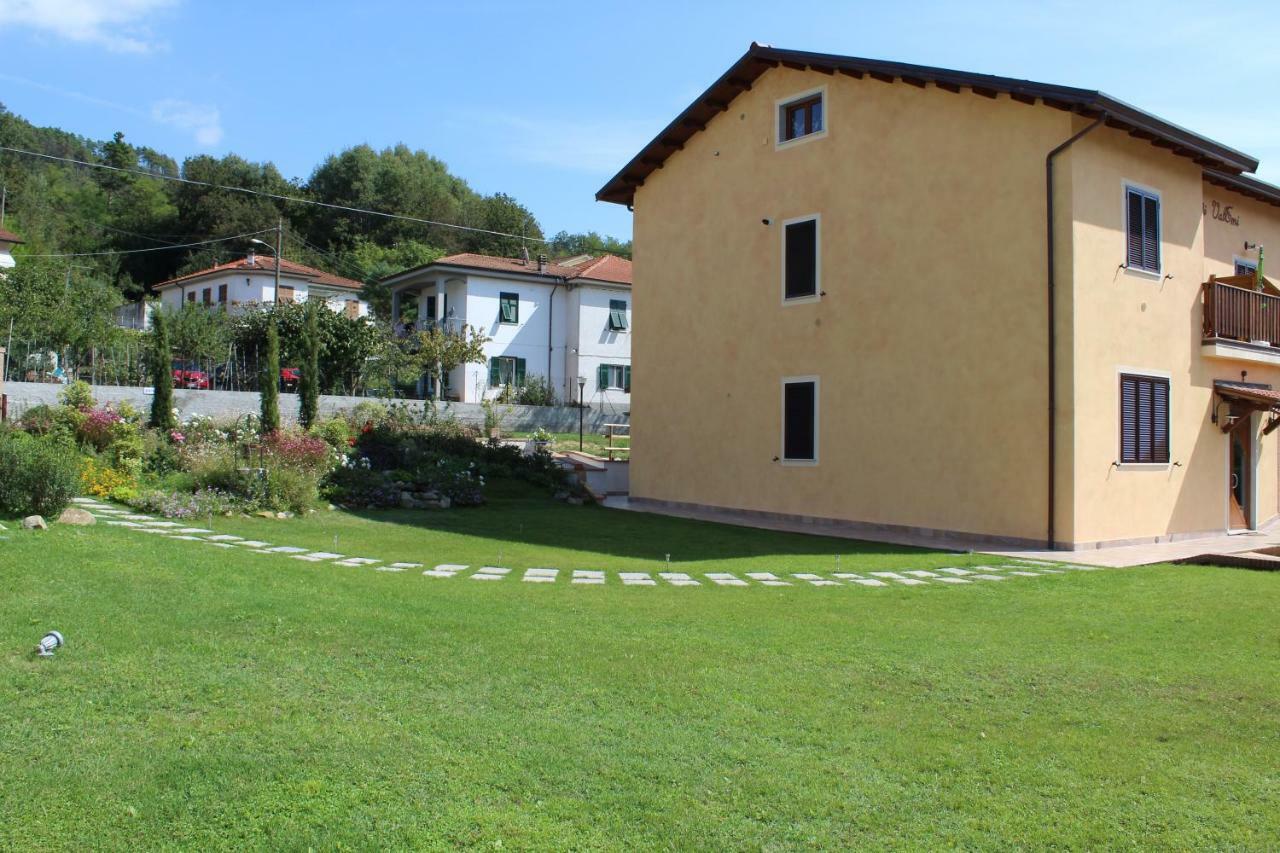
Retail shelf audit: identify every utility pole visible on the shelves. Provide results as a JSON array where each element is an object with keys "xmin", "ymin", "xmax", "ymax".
[
  {"xmin": 274, "ymin": 217, "xmax": 282, "ymax": 296},
  {"xmin": 0, "ymin": 184, "xmax": 6, "ymax": 227}
]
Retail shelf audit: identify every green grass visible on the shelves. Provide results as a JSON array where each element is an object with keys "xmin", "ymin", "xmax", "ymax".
[{"xmin": 1, "ymin": 483, "xmax": 1277, "ymax": 848}]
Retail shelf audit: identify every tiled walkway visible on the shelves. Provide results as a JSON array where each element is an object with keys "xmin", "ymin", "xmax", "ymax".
[{"xmin": 72, "ymin": 498, "xmax": 1112, "ymax": 590}]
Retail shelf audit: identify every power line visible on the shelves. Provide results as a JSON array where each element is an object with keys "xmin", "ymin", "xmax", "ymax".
[
  {"xmin": 0, "ymin": 144, "xmax": 550, "ymax": 244},
  {"xmin": 19, "ymin": 227, "xmax": 274, "ymax": 258}
]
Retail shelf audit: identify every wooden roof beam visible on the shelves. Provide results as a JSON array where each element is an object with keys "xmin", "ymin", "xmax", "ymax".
[
  {"xmin": 727, "ymin": 76, "xmax": 753, "ymax": 91},
  {"xmin": 971, "ymin": 85, "xmax": 999, "ymax": 99},
  {"xmin": 934, "ymin": 80, "xmax": 961, "ymax": 93},
  {"xmin": 705, "ymin": 97, "xmax": 730, "ymax": 112},
  {"xmin": 780, "ymin": 60, "xmax": 807, "ymax": 70},
  {"xmin": 1009, "ymin": 91, "xmax": 1037, "ymax": 105},
  {"xmin": 838, "ymin": 68, "xmax": 864, "ymax": 79},
  {"xmin": 659, "ymin": 137, "xmax": 684, "ymax": 151},
  {"xmin": 901, "ymin": 75, "xmax": 927, "ymax": 88},
  {"xmin": 869, "ymin": 70, "xmax": 895, "ymax": 83},
  {"xmin": 811, "ymin": 64, "xmax": 835, "ymax": 75}
]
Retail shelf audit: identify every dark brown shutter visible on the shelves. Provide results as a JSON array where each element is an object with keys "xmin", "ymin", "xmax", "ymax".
[
  {"xmin": 1152, "ymin": 379, "xmax": 1169, "ymax": 463},
  {"xmin": 1142, "ymin": 195, "xmax": 1160, "ymax": 272},
  {"xmin": 1137, "ymin": 379, "xmax": 1153, "ymax": 461},
  {"xmin": 785, "ymin": 220, "xmax": 817, "ymax": 299},
  {"xmin": 1120, "ymin": 376, "xmax": 1138, "ymax": 462},
  {"xmin": 1126, "ymin": 190, "xmax": 1144, "ymax": 268}
]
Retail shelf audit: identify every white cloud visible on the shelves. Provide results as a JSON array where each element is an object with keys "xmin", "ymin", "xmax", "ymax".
[
  {"xmin": 483, "ymin": 114, "xmax": 661, "ymax": 175},
  {"xmin": 151, "ymin": 99, "xmax": 223, "ymax": 146},
  {"xmin": 0, "ymin": 0, "xmax": 175, "ymax": 54}
]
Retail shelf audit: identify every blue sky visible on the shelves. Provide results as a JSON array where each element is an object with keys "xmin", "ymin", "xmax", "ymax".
[{"xmin": 1, "ymin": 0, "xmax": 1277, "ymax": 243}]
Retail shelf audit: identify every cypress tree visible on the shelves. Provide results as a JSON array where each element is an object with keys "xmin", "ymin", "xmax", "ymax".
[
  {"xmin": 260, "ymin": 315, "xmax": 281, "ymax": 434},
  {"xmin": 149, "ymin": 309, "xmax": 175, "ymax": 430},
  {"xmin": 299, "ymin": 303, "xmax": 320, "ymax": 429}
]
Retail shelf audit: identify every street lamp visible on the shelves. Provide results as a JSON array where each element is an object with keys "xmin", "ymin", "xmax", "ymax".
[
  {"xmin": 578, "ymin": 376, "xmax": 587, "ymax": 451},
  {"xmin": 248, "ymin": 219, "xmax": 283, "ymax": 301}
]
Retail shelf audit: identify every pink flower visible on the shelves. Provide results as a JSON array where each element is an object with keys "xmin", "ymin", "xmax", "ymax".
[{"xmin": 169, "ymin": 430, "xmax": 186, "ymax": 444}]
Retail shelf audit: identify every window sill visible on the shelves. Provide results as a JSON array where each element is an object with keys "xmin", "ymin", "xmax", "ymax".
[
  {"xmin": 780, "ymin": 458, "xmax": 818, "ymax": 467},
  {"xmin": 1114, "ymin": 462, "xmax": 1171, "ymax": 471},
  {"xmin": 1123, "ymin": 265, "xmax": 1163, "ymax": 281},
  {"xmin": 782, "ymin": 294, "xmax": 821, "ymax": 306},
  {"xmin": 775, "ymin": 130, "xmax": 828, "ymax": 151}
]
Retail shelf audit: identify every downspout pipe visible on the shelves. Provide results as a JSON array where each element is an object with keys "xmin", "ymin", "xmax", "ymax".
[{"xmin": 1046, "ymin": 113, "xmax": 1106, "ymax": 549}]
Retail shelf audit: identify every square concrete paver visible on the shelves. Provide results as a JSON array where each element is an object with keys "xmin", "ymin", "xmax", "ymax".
[
  {"xmin": 572, "ymin": 570, "xmax": 606, "ymax": 585},
  {"xmin": 336, "ymin": 557, "xmax": 381, "ymax": 567},
  {"xmin": 849, "ymin": 578, "xmax": 888, "ymax": 587},
  {"xmin": 207, "ymin": 534, "xmax": 244, "ymax": 542},
  {"xmin": 933, "ymin": 577, "xmax": 972, "ymax": 584},
  {"xmin": 937, "ymin": 568, "xmax": 974, "ymax": 576},
  {"xmin": 293, "ymin": 552, "xmax": 344, "ymax": 562},
  {"xmin": 793, "ymin": 573, "xmax": 841, "ymax": 586},
  {"xmin": 970, "ymin": 574, "xmax": 1007, "ymax": 581},
  {"xmin": 388, "ymin": 562, "xmax": 422, "ymax": 569},
  {"xmin": 620, "ymin": 572, "xmax": 656, "ymax": 586},
  {"xmin": 705, "ymin": 572, "xmax": 749, "ymax": 587},
  {"xmin": 266, "ymin": 546, "xmax": 309, "ymax": 554},
  {"xmin": 424, "ymin": 564, "xmax": 466, "ymax": 578},
  {"xmin": 523, "ymin": 568, "xmax": 560, "ymax": 583},
  {"xmin": 746, "ymin": 572, "xmax": 791, "ymax": 586},
  {"xmin": 903, "ymin": 570, "xmax": 940, "ymax": 578},
  {"xmin": 237, "ymin": 540, "xmax": 270, "ymax": 548},
  {"xmin": 659, "ymin": 572, "xmax": 701, "ymax": 586}
]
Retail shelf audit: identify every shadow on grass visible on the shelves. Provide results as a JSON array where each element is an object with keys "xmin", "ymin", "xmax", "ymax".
[{"xmin": 340, "ymin": 480, "xmax": 936, "ymax": 563}]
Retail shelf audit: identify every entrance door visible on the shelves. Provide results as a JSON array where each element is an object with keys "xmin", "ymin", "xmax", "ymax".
[{"xmin": 1229, "ymin": 417, "xmax": 1252, "ymax": 530}]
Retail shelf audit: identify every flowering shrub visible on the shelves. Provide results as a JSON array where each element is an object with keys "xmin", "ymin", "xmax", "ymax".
[
  {"xmin": 128, "ymin": 487, "xmax": 238, "ymax": 519},
  {"xmin": 78, "ymin": 406, "xmax": 124, "ymax": 451},
  {"xmin": 0, "ymin": 428, "xmax": 80, "ymax": 516},
  {"xmin": 80, "ymin": 457, "xmax": 139, "ymax": 502},
  {"xmin": 263, "ymin": 430, "xmax": 338, "ymax": 475}
]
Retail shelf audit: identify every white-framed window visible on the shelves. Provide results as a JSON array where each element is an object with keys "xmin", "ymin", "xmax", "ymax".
[
  {"xmin": 781, "ymin": 376, "xmax": 819, "ymax": 465},
  {"xmin": 597, "ymin": 363, "xmax": 631, "ymax": 392},
  {"xmin": 1124, "ymin": 183, "xmax": 1162, "ymax": 275},
  {"xmin": 1235, "ymin": 257, "xmax": 1258, "ymax": 277},
  {"xmin": 782, "ymin": 214, "xmax": 820, "ymax": 303},
  {"xmin": 776, "ymin": 86, "xmax": 827, "ymax": 149}
]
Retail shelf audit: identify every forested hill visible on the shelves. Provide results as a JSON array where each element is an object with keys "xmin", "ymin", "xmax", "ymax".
[{"xmin": 0, "ymin": 104, "xmax": 631, "ymax": 305}]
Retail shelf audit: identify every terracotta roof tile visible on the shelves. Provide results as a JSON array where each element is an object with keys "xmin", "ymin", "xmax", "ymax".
[
  {"xmin": 154, "ymin": 255, "xmax": 363, "ymax": 291},
  {"xmin": 0, "ymin": 227, "xmax": 22, "ymax": 244}
]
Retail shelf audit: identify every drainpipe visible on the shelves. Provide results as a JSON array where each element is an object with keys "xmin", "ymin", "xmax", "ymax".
[
  {"xmin": 1045, "ymin": 112, "xmax": 1106, "ymax": 549},
  {"xmin": 548, "ymin": 278, "xmax": 560, "ymax": 386}
]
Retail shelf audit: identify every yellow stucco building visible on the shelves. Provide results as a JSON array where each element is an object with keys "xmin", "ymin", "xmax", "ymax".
[{"xmin": 599, "ymin": 44, "xmax": 1280, "ymax": 550}]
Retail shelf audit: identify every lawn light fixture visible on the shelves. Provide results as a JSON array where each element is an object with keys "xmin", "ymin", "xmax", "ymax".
[{"xmin": 35, "ymin": 630, "xmax": 64, "ymax": 658}]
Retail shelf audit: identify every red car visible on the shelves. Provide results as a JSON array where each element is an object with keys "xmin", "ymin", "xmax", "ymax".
[
  {"xmin": 171, "ymin": 361, "xmax": 210, "ymax": 390},
  {"xmin": 280, "ymin": 367, "xmax": 301, "ymax": 392}
]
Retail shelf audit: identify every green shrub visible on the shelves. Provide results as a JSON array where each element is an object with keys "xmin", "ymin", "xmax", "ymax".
[
  {"xmin": 310, "ymin": 417, "xmax": 351, "ymax": 452},
  {"xmin": 58, "ymin": 380, "xmax": 95, "ymax": 410},
  {"xmin": 0, "ymin": 429, "xmax": 81, "ymax": 517},
  {"xmin": 516, "ymin": 376, "xmax": 558, "ymax": 407},
  {"xmin": 349, "ymin": 400, "xmax": 389, "ymax": 429}
]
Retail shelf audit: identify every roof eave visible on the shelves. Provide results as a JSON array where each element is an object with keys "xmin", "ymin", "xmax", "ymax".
[{"xmin": 597, "ymin": 43, "xmax": 1261, "ymax": 205}]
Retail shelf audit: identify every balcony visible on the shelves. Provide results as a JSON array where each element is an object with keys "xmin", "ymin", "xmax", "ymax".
[{"xmin": 1201, "ymin": 275, "xmax": 1280, "ymax": 366}]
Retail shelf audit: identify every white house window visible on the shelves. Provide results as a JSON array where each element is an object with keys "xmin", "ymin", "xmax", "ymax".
[
  {"xmin": 598, "ymin": 363, "xmax": 631, "ymax": 392},
  {"xmin": 784, "ymin": 216, "xmax": 819, "ymax": 300},
  {"xmin": 608, "ymin": 299, "xmax": 629, "ymax": 331},
  {"xmin": 1125, "ymin": 186, "xmax": 1161, "ymax": 274},
  {"xmin": 499, "ymin": 292, "xmax": 519, "ymax": 324},
  {"xmin": 488, "ymin": 356, "xmax": 526, "ymax": 387},
  {"xmin": 780, "ymin": 93, "xmax": 823, "ymax": 142}
]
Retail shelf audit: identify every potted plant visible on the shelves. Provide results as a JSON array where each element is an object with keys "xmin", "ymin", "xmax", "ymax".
[{"xmin": 531, "ymin": 427, "xmax": 553, "ymax": 453}]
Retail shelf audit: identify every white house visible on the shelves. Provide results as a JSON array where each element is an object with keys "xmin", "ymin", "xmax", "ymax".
[
  {"xmin": 383, "ymin": 252, "xmax": 633, "ymax": 407},
  {"xmin": 0, "ymin": 226, "xmax": 22, "ymax": 271},
  {"xmin": 152, "ymin": 251, "xmax": 369, "ymax": 318}
]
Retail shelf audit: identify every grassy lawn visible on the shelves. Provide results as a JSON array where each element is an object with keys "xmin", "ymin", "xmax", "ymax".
[{"xmin": 1, "ymin": 483, "xmax": 1277, "ymax": 848}]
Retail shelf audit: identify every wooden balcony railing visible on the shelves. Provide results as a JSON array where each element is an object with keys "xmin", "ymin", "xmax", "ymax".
[{"xmin": 1202, "ymin": 279, "xmax": 1280, "ymax": 347}]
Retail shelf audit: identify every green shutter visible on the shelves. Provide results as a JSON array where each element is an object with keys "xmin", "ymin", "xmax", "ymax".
[
  {"xmin": 623, "ymin": 366, "xmax": 631, "ymax": 392},
  {"xmin": 609, "ymin": 300, "xmax": 628, "ymax": 330},
  {"xmin": 500, "ymin": 293, "xmax": 518, "ymax": 324},
  {"xmin": 515, "ymin": 358, "xmax": 526, "ymax": 386},
  {"xmin": 488, "ymin": 358, "xmax": 500, "ymax": 387},
  {"xmin": 598, "ymin": 364, "xmax": 609, "ymax": 390}
]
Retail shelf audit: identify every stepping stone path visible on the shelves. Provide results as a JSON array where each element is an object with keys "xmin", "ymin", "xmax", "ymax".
[{"xmin": 82, "ymin": 499, "xmax": 1107, "ymax": 594}]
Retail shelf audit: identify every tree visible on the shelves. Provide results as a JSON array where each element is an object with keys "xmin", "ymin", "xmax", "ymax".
[
  {"xmin": 232, "ymin": 302, "xmax": 382, "ymax": 395},
  {"xmin": 400, "ymin": 325, "xmax": 490, "ymax": 399},
  {"xmin": 298, "ymin": 303, "xmax": 320, "ymax": 428},
  {"xmin": 547, "ymin": 230, "xmax": 632, "ymax": 260},
  {"xmin": 260, "ymin": 317, "xmax": 280, "ymax": 433},
  {"xmin": 346, "ymin": 238, "xmax": 443, "ymax": 321},
  {"xmin": 168, "ymin": 301, "xmax": 230, "ymax": 365},
  {"xmin": 149, "ymin": 309, "xmax": 175, "ymax": 430}
]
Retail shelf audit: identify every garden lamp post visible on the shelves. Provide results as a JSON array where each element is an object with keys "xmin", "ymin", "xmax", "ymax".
[
  {"xmin": 248, "ymin": 219, "xmax": 283, "ymax": 300},
  {"xmin": 578, "ymin": 376, "xmax": 586, "ymax": 451}
]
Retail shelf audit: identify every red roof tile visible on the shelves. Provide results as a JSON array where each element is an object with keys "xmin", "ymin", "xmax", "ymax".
[
  {"xmin": 0, "ymin": 227, "xmax": 23, "ymax": 244},
  {"xmin": 154, "ymin": 255, "xmax": 363, "ymax": 291}
]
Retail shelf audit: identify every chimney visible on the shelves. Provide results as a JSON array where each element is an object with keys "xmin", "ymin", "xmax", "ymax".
[
  {"xmin": 537, "ymin": 253, "xmax": 548, "ymax": 274},
  {"xmin": 520, "ymin": 246, "xmax": 530, "ymax": 266},
  {"xmin": 247, "ymin": 249, "xmax": 255, "ymax": 266}
]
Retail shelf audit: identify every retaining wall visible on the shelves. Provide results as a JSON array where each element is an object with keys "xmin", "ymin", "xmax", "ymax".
[{"xmin": 0, "ymin": 381, "xmax": 629, "ymax": 433}]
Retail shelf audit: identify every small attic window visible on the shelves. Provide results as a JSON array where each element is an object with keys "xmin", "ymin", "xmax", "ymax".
[{"xmin": 779, "ymin": 89, "xmax": 825, "ymax": 144}]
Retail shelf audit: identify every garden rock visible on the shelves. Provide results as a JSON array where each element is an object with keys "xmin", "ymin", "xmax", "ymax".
[
  {"xmin": 56, "ymin": 507, "xmax": 97, "ymax": 526},
  {"xmin": 566, "ymin": 496, "xmax": 584, "ymax": 506},
  {"xmin": 22, "ymin": 515, "xmax": 48, "ymax": 530}
]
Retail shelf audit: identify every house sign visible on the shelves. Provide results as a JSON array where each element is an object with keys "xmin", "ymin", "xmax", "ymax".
[{"xmin": 1204, "ymin": 199, "xmax": 1241, "ymax": 226}]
